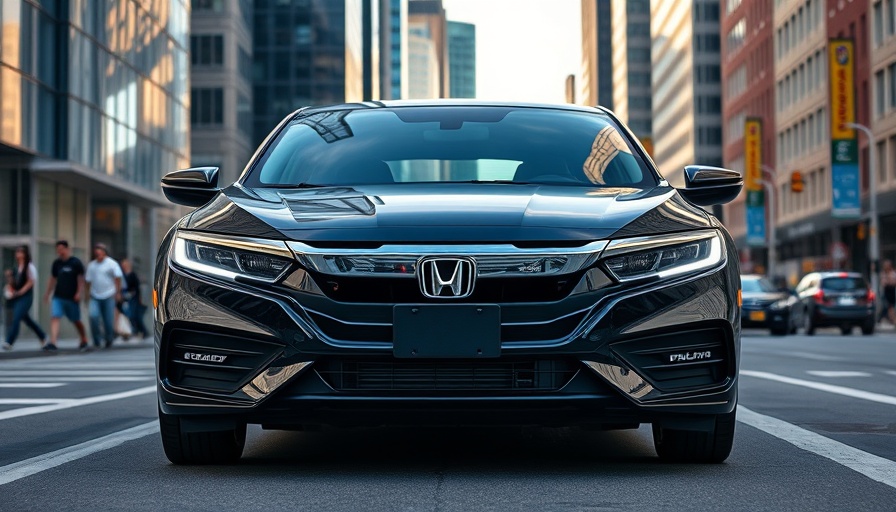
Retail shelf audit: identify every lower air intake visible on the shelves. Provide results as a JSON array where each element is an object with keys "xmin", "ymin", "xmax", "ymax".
[{"xmin": 317, "ymin": 359, "xmax": 576, "ymax": 392}]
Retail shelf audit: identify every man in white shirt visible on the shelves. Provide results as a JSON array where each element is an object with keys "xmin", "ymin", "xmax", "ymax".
[{"xmin": 85, "ymin": 243, "xmax": 122, "ymax": 349}]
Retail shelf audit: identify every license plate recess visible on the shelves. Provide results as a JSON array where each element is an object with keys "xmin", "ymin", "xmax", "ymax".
[{"xmin": 393, "ymin": 304, "xmax": 500, "ymax": 358}]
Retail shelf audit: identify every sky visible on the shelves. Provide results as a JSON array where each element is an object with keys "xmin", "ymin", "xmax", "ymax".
[{"xmin": 440, "ymin": 0, "xmax": 581, "ymax": 104}]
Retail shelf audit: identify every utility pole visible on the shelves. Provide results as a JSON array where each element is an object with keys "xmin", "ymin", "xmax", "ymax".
[
  {"xmin": 844, "ymin": 122, "xmax": 879, "ymax": 313},
  {"xmin": 761, "ymin": 165, "xmax": 777, "ymax": 281}
]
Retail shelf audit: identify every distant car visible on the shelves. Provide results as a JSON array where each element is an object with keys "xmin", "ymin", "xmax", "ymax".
[
  {"xmin": 795, "ymin": 272, "xmax": 875, "ymax": 335},
  {"xmin": 740, "ymin": 275, "xmax": 798, "ymax": 335}
]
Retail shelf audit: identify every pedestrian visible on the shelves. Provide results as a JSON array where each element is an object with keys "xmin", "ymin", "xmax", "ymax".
[
  {"xmin": 85, "ymin": 243, "xmax": 123, "ymax": 349},
  {"xmin": 44, "ymin": 240, "xmax": 89, "ymax": 351},
  {"xmin": 3, "ymin": 246, "xmax": 48, "ymax": 350},
  {"xmin": 882, "ymin": 260, "xmax": 896, "ymax": 325},
  {"xmin": 120, "ymin": 258, "xmax": 149, "ymax": 339}
]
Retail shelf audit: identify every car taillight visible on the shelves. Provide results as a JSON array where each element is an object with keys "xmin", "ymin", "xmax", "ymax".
[
  {"xmin": 867, "ymin": 290, "xmax": 875, "ymax": 302},
  {"xmin": 814, "ymin": 290, "xmax": 826, "ymax": 304}
]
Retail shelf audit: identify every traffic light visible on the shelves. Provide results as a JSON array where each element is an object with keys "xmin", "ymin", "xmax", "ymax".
[
  {"xmin": 857, "ymin": 222, "xmax": 866, "ymax": 240},
  {"xmin": 790, "ymin": 171, "xmax": 804, "ymax": 193}
]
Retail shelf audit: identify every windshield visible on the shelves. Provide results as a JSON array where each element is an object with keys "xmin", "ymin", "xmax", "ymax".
[
  {"xmin": 245, "ymin": 107, "xmax": 656, "ymax": 188},
  {"xmin": 821, "ymin": 277, "xmax": 867, "ymax": 291},
  {"xmin": 741, "ymin": 277, "xmax": 777, "ymax": 293}
]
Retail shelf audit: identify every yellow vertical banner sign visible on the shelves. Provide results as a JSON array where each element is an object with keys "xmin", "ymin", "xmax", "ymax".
[
  {"xmin": 744, "ymin": 118, "xmax": 765, "ymax": 246},
  {"xmin": 828, "ymin": 39, "xmax": 861, "ymax": 218}
]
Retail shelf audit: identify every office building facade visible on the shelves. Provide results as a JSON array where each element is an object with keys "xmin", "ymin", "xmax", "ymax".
[
  {"xmin": 0, "ymin": 0, "xmax": 189, "ymax": 334},
  {"xmin": 447, "ymin": 21, "xmax": 475, "ymax": 98},
  {"xmin": 871, "ymin": 0, "xmax": 896, "ymax": 264},
  {"xmin": 252, "ymin": 0, "xmax": 373, "ymax": 144},
  {"xmin": 609, "ymin": 0, "xmax": 652, "ymax": 147},
  {"xmin": 381, "ymin": 0, "xmax": 409, "ymax": 99},
  {"xmin": 408, "ymin": 0, "xmax": 449, "ymax": 98},
  {"xmin": 190, "ymin": 0, "xmax": 254, "ymax": 188},
  {"xmin": 580, "ymin": 0, "xmax": 613, "ymax": 108},
  {"xmin": 650, "ymin": 0, "xmax": 723, "ymax": 190},
  {"xmin": 720, "ymin": 0, "xmax": 774, "ymax": 271}
]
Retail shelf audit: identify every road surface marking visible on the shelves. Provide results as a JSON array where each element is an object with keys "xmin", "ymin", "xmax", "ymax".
[
  {"xmin": 806, "ymin": 371, "xmax": 872, "ymax": 378},
  {"xmin": 0, "ymin": 421, "xmax": 159, "ymax": 486},
  {"xmin": 0, "ymin": 375, "xmax": 155, "ymax": 383},
  {"xmin": 0, "ymin": 386, "xmax": 156, "ymax": 421},
  {"xmin": 738, "ymin": 406, "xmax": 896, "ymax": 490},
  {"xmin": 885, "ymin": 371, "xmax": 896, "ymax": 377},
  {"xmin": 0, "ymin": 399, "xmax": 76, "ymax": 405},
  {"xmin": 0, "ymin": 383, "xmax": 65, "ymax": 388},
  {"xmin": 741, "ymin": 370, "xmax": 896, "ymax": 406}
]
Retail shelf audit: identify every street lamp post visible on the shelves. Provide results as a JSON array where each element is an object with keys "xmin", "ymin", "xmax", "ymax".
[
  {"xmin": 843, "ymin": 122, "xmax": 879, "ymax": 311},
  {"xmin": 761, "ymin": 165, "xmax": 777, "ymax": 281}
]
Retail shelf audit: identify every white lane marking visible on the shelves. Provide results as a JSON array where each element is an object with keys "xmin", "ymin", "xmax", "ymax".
[
  {"xmin": 0, "ymin": 399, "xmax": 76, "ymax": 405},
  {"xmin": 806, "ymin": 371, "xmax": 873, "ymax": 378},
  {"xmin": 885, "ymin": 371, "xmax": 896, "ymax": 377},
  {"xmin": 0, "ymin": 386, "xmax": 156, "ymax": 421},
  {"xmin": 741, "ymin": 370, "xmax": 896, "ymax": 406},
  {"xmin": 741, "ymin": 349, "xmax": 845, "ymax": 362},
  {"xmin": 0, "ymin": 377, "xmax": 152, "ymax": 383},
  {"xmin": 0, "ymin": 421, "xmax": 159, "ymax": 486},
  {"xmin": 0, "ymin": 383, "xmax": 66, "ymax": 388},
  {"xmin": 738, "ymin": 406, "xmax": 896, "ymax": 490}
]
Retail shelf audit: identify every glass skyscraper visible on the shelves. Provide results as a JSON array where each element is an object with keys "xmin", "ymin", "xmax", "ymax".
[
  {"xmin": 252, "ymin": 0, "xmax": 370, "ymax": 145},
  {"xmin": 0, "ymin": 0, "xmax": 190, "ymax": 335},
  {"xmin": 447, "ymin": 21, "xmax": 475, "ymax": 98}
]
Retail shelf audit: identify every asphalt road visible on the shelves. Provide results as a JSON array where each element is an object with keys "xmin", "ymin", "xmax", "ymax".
[{"xmin": 1, "ymin": 329, "xmax": 895, "ymax": 511}]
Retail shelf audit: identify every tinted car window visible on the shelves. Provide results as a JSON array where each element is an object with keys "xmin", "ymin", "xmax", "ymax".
[
  {"xmin": 246, "ymin": 107, "xmax": 657, "ymax": 188},
  {"xmin": 741, "ymin": 277, "xmax": 777, "ymax": 293},
  {"xmin": 821, "ymin": 277, "xmax": 867, "ymax": 291}
]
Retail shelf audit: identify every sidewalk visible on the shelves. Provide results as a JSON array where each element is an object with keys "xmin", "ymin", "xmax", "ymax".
[{"xmin": 0, "ymin": 336, "xmax": 153, "ymax": 359}]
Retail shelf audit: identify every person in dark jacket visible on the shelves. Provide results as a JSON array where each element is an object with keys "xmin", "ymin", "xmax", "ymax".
[
  {"xmin": 120, "ymin": 258, "xmax": 148, "ymax": 339},
  {"xmin": 3, "ymin": 246, "xmax": 47, "ymax": 350}
]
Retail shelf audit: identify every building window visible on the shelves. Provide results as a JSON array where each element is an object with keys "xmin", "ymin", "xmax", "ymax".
[
  {"xmin": 889, "ymin": 62, "xmax": 896, "ymax": 109},
  {"xmin": 190, "ymin": 88, "xmax": 224, "ymax": 126},
  {"xmin": 191, "ymin": 35, "xmax": 224, "ymax": 66},
  {"xmin": 727, "ymin": 19, "xmax": 746, "ymax": 56},
  {"xmin": 876, "ymin": 70, "xmax": 886, "ymax": 117},
  {"xmin": 875, "ymin": 1, "xmax": 884, "ymax": 45},
  {"xmin": 192, "ymin": 0, "xmax": 224, "ymax": 11},
  {"xmin": 696, "ymin": 65, "xmax": 720, "ymax": 84},
  {"xmin": 889, "ymin": 0, "xmax": 896, "ymax": 36}
]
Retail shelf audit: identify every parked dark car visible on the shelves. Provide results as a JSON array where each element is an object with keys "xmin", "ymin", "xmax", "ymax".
[
  {"xmin": 740, "ymin": 274, "xmax": 799, "ymax": 335},
  {"xmin": 154, "ymin": 101, "xmax": 743, "ymax": 465},
  {"xmin": 795, "ymin": 272, "xmax": 875, "ymax": 335}
]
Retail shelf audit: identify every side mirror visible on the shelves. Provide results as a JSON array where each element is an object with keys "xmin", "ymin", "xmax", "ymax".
[
  {"xmin": 677, "ymin": 165, "xmax": 743, "ymax": 206},
  {"xmin": 161, "ymin": 167, "xmax": 220, "ymax": 207}
]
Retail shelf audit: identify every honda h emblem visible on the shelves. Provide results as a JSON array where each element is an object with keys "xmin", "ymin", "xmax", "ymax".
[{"xmin": 418, "ymin": 257, "xmax": 476, "ymax": 298}]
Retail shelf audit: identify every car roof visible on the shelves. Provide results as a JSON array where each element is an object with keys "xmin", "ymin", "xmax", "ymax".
[{"xmin": 292, "ymin": 100, "xmax": 612, "ymax": 119}]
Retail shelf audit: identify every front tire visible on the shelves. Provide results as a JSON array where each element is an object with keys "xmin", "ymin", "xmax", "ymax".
[
  {"xmin": 652, "ymin": 410, "xmax": 736, "ymax": 463},
  {"xmin": 159, "ymin": 407, "xmax": 246, "ymax": 465}
]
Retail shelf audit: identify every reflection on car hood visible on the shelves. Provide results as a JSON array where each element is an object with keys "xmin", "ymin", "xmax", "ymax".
[{"xmin": 182, "ymin": 183, "xmax": 713, "ymax": 243}]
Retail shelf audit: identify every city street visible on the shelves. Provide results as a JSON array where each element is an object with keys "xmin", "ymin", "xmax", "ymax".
[{"xmin": 0, "ymin": 330, "xmax": 894, "ymax": 511}]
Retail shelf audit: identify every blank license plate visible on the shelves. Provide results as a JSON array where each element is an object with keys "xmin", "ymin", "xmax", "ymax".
[
  {"xmin": 749, "ymin": 311, "xmax": 766, "ymax": 322},
  {"xmin": 393, "ymin": 305, "xmax": 500, "ymax": 358},
  {"xmin": 838, "ymin": 297, "xmax": 857, "ymax": 306}
]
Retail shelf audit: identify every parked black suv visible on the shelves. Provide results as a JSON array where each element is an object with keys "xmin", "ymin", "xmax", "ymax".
[
  {"xmin": 154, "ymin": 101, "xmax": 743, "ymax": 464},
  {"xmin": 795, "ymin": 271, "xmax": 875, "ymax": 335}
]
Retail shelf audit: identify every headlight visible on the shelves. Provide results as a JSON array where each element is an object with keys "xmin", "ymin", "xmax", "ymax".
[
  {"xmin": 171, "ymin": 232, "xmax": 294, "ymax": 282},
  {"xmin": 601, "ymin": 230, "xmax": 724, "ymax": 282}
]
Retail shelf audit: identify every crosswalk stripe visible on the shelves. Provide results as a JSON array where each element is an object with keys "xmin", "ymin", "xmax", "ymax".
[
  {"xmin": 739, "ymin": 406, "xmax": 896, "ymax": 490},
  {"xmin": 0, "ymin": 421, "xmax": 159, "ymax": 486},
  {"xmin": 741, "ymin": 370, "xmax": 896, "ymax": 406},
  {"xmin": 0, "ymin": 386, "xmax": 156, "ymax": 421}
]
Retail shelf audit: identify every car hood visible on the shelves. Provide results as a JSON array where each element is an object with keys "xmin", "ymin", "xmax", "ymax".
[{"xmin": 182, "ymin": 183, "xmax": 713, "ymax": 243}]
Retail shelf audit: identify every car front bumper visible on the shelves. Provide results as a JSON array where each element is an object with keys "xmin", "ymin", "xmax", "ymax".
[{"xmin": 154, "ymin": 252, "xmax": 740, "ymax": 428}]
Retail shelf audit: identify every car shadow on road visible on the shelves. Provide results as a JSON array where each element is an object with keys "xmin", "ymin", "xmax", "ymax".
[{"xmin": 216, "ymin": 425, "xmax": 730, "ymax": 475}]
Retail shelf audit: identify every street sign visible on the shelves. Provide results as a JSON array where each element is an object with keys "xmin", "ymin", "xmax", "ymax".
[
  {"xmin": 744, "ymin": 118, "xmax": 765, "ymax": 246},
  {"xmin": 828, "ymin": 39, "xmax": 861, "ymax": 219}
]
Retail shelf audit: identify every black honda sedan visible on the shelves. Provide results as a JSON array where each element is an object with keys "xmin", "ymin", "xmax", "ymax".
[{"xmin": 154, "ymin": 101, "xmax": 743, "ymax": 464}]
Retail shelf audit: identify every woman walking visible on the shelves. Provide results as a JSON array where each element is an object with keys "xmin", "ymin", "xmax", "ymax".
[{"xmin": 3, "ymin": 246, "xmax": 48, "ymax": 350}]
